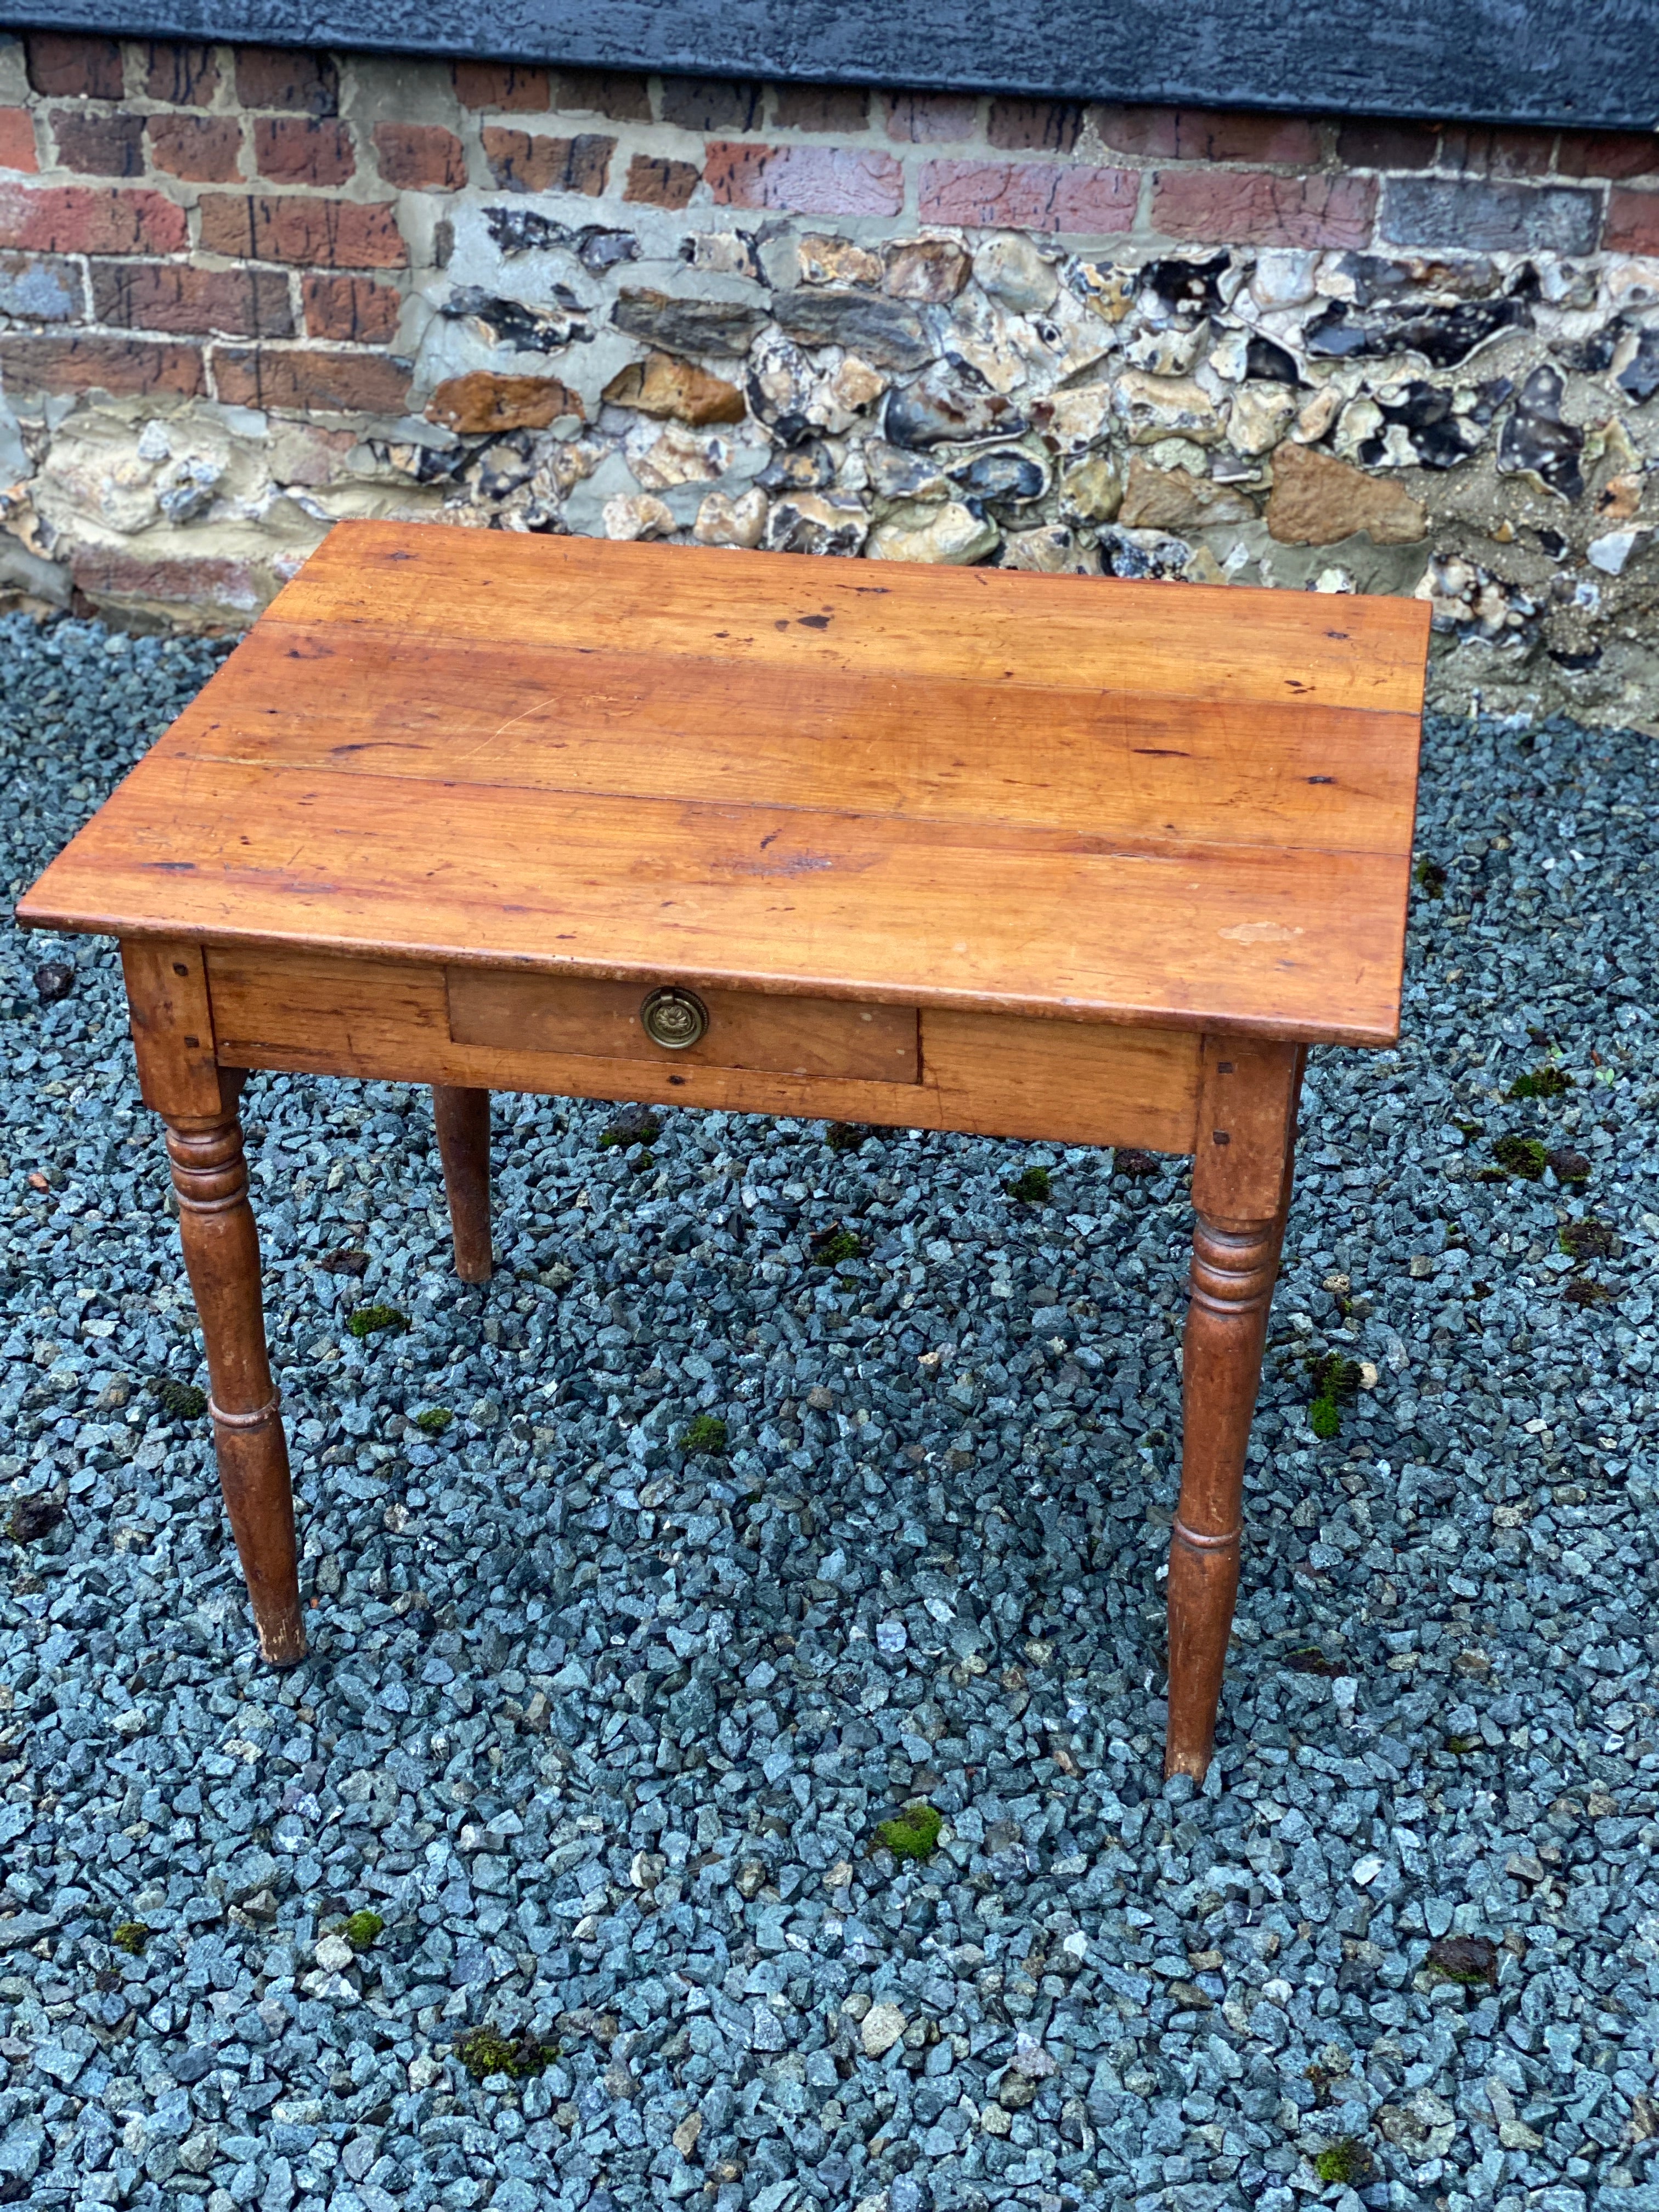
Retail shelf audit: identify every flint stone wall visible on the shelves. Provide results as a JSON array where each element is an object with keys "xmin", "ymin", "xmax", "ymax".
[{"xmin": 3, "ymin": 33, "xmax": 1659, "ymax": 724}]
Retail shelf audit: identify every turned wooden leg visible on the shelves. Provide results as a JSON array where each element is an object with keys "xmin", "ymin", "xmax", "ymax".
[
  {"xmin": 165, "ymin": 1099, "xmax": 305, "ymax": 1667},
  {"xmin": 1165, "ymin": 1039, "xmax": 1304, "ymax": 1779},
  {"xmin": 432, "ymin": 1085, "xmax": 492, "ymax": 1283}
]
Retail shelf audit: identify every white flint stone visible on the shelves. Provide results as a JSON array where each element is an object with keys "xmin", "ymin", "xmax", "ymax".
[
  {"xmin": 1587, "ymin": 529, "xmax": 1641, "ymax": 575},
  {"xmin": 1113, "ymin": 370, "xmax": 1223, "ymax": 446},
  {"xmin": 1250, "ymin": 250, "xmax": 1319, "ymax": 309},
  {"xmin": 973, "ymin": 235, "xmax": 1059, "ymax": 315},
  {"xmin": 602, "ymin": 492, "xmax": 676, "ymax": 541},
  {"xmin": 868, "ymin": 499, "xmax": 997, "ymax": 565},
  {"xmin": 1227, "ymin": 383, "xmax": 1299, "ymax": 456}
]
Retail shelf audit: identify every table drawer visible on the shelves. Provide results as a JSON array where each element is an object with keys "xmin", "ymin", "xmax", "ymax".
[{"xmin": 447, "ymin": 968, "xmax": 920, "ymax": 1084}]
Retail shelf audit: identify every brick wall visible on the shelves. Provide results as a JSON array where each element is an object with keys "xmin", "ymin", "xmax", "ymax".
[{"xmin": 2, "ymin": 31, "xmax": 1657, "ymax": 720}]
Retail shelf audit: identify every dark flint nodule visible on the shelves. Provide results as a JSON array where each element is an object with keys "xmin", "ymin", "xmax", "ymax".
[
  {"xmin": 948, "ymin": 449, "xmax": 1047, "ymax": 506},
  {"xmin": 1616, "ymin": 326, "xmax": 1659, "ymax": 407},
  {"xmin": 1305, "ymin": 296, "xmax": 1532, "ymax": 369},
  {"xmin": 1497, "ymin": 364, "xmax": 1584, "ymax": 501},
  {"xmin": 443, "ymin": 286, "xmax": 589, "ymax": 351},
  {"xmin": 484, "ymin": 207, "xmax": 640, "ymax": 271},
  {"xmin": 1139, "ymin": 252, "xmax": 1230, "ymax": 316},
  {"xmin": 1245, "ymin": 334, "xmax": 1302, "ymax": 385},
  {"xmin": 884, "ymin": 356, "xmax": 1025, "ymax": 450}
]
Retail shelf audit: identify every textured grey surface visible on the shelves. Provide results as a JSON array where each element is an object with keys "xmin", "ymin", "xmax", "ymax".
[
  {"xmin": 9, "ymin": 2, "xmax": 1659, "ymax": 128},
  {"xmin": 2, "ymin": 614, "xmax": 1658, "ymax": 2210}
]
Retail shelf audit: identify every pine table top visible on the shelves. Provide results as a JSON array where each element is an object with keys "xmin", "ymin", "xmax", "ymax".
[{"xmin": 20, "ymin": 520, "xmax": 1429, "ymax": 1046}]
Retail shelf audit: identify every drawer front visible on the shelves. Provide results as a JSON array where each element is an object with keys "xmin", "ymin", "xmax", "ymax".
[
  {"xmin": 204, "ymin": 945, "xmax": 1201, "ymax": 1155},
  {"xmin": 447, "ymin": 968, "xmax": 920, "ymax": 1084}
]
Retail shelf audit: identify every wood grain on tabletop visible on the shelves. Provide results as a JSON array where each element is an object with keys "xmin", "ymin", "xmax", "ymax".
[{"xmin": 19, "ymin": 521, "xmax": 1429, "ymax": 1046}]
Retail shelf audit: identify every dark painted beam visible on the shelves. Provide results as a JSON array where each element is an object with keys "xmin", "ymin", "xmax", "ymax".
[{"xmin": 8, "ymin": 2, "xmax": 1659, "ymax": 131}]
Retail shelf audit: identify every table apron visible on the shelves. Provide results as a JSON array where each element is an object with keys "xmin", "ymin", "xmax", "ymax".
[{"xmin": 200, "ymin": 943, "xmax": 1205, "ymax": 1155}]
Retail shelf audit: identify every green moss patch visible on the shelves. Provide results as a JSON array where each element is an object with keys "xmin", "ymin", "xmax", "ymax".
[
  {"xmin": 1508, "ymin": 1064, "xmax": 1571, "ymax": 1099},
  {"xmin": 1413, "ymin": 857, "xmax": 1446, "ymax": 899},
  {"xmin": 1006, "ymin": 1165, "xmax": 1052, "ymax": 1204},
  {"xmin": 335, "ymin": 1910, "xmax": 384, "ymax": 1951},
  {"xmin": 810, "ymin": 1224, "xmax": 863, "ymax": 1266},
  {"xmin": 151, "ymin": 1378, "xmax": 207, "ymax": 1420},
  {"xmin": 875, "ymin": 1802, "xmax": 943, "ymax": 1863},
  {"xmin": 680, "ymin": 1413, "xmax": 727, "ymax": 1456},
  {"xmin": 454, "ymin": 2023, "xmax": 557, "ymax": 2083},
  {"xmin": 599, "ymin": 1107, "xmax": 660, "ymax": 1150},
  {"xmin": 346, "ymin": 1304, "xmax": 410, "ymax": 1340},
  {"xmin": 111, "ymin": 1921, "xmax": 150, "ymax": 1956},
  {"xmin": 1307, "ymin": 1352, "xmax": 1361, "ymax": 1441},
  {"xmin": 1491, "ymin": 1135, "xmax": 1548, "ymax": 1181},
  {"xmin": 414, "ymin": 1406, "xmax": 454, "ymax": 1435},
  {"xmin": 825, "ymin": 1121, "xmax": 871, "ymax": 1153},
  {"xmin": 1313, "ymin": 2140, "xmax": 1374, "ymax": 2185},
  {"xmin": 1561, "ymin": 1217, "xmax": 1618, "ymax": 1262},
  {"xmin": 1426, "ymin": 1933, "xmax": 1498, "ymax": 1987}
]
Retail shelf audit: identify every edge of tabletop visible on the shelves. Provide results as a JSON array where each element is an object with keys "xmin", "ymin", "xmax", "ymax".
[{"xmin": 7, "ymin": 906, "xmax": 1407, "ymax": 1051}]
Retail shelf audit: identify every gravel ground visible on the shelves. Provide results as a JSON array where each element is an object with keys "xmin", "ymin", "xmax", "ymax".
[{"xmin": 1, "ymin": 612, "xmax": 1657, "ymax": 2212}]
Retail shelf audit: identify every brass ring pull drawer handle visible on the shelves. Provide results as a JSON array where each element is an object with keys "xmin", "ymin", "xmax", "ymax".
[{"xmin": 640, "ymin": 985, "xmax": 709, "ymax": 1049}]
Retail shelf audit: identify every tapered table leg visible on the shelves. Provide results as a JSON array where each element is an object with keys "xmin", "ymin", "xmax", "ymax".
[
  {"xmin": 164, "ymin": 1101, "xmax": 304, "ymax": 1666},
  {"xmin": 433, "ymin": 1085, "xmax": 493, "ymax": 1283},
  {"xmin": 1165, "ymin": 1039, "xmax": 1303, "ymax": 1779}
]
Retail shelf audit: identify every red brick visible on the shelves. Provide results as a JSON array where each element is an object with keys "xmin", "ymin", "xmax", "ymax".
[
  {"xmin": 918, "ymin": 159, "xmax": 1138, "ymax": 233},
  {"xmin": 253, "ymin": 116, "xmax": 356, "ymax": 187},
  {"xmin": 92, "ymin": 261, "xmax": 294, "ymax": 338},
  {"xmin": 0, "ymin": 333, "xmax": 202, "ymax": 397},
  {"xmin": 142, "ymin": 40, "xmax": 220, "ymax": 105},
  {"xmin": 25, "ymin": 33, "xmax": 123, "ymax": 101},
  {"xmin": 772, "ymin": 84, "xmax": 870, "ymax": 133},
  {"xmin": 551, "ymin": 69, "xmax": 652, "ymax": 121},
  {"xmin": 624, "ymin": 154, "xmax": 699, "ymax": 210},
  {"xmin": 372, "ymin": 122, "xmax": 466, "ymax": 191},
  {"xmin": 301, "ymin": 272, "xmax": 402, "ymax": 343},
  {"xmin": 482, "ymin": 127, "xmax": 612, "ymax": 195},
  {"xmin": 148, "ymin": 114, "xmax": 242, "ymax": 184},
  {"xmin": 0, "ymin": 184, "xmax": 188, "ymax": 256},
  {"xmin": 452, "ymin": 60, "xmax": 549, "ymax": 111},
  {"xmin": 659, "ymin": 76, "xmax": 762, "ymax": 132},
  {"xmin": 1088, "ymin": 104, "xmax": 1179, "ymax": 157},
  {"xmin": 1334, "ymin": 117, "xmax": 1441, "ymax": 170},
  {"xmin": 234, "ymin": 47, "xmax": 338, "ymax": 116},
  {"xmin": 197, "ymin": 194, "xmax": 407, "ymax": 269},
  {"xmin": 1434, "ymin": 124, "xmax": 1555, "ymax": 177},
  {"xmin": 1556, "ymin": 129, "xmax": 1659, "ymax": 180},
  {"xmin": 1096, "ymin": 103, "xmax": 1323, "ymax": 164},
  {"xmin": 988, "ymin": 98, "xmax": 1084, "ymax": 154},
  {"xmin": 885, "ymin": 92, "xmax": 978, "ymax": 143},
  {"xmin": 0, "ymin": 109, "xmax": 37, "ymax": 175},
  {"xmin": 1152, "ymin": 168, "xmax": 1375, "ymax": 247},
  {"xmin": 0, "ymin": 251, "xmax": 84, "ymax": 321},
  {"xmin": 211, "ymin": 345, "xmax": 412, "ymax": 415},
  {"xmin": 71, "ymin": 548, "xmax": 262, "ymax": 616},
  {"xmin": 51, "ymin": 110, "xmax": 144, "ymax": 178},
  {"xmin": 706, "ymin": 141, "xmax": 904, "ymax": 217},
  {"xmin": 1606, "ymin": 187, "xmax": 1659, "ymax": 253}
]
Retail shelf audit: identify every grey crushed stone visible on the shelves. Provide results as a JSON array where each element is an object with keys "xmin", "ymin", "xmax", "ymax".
[{"xmin": 0, "ymin": 611, "xmax": 1657, "ymax": 2212}]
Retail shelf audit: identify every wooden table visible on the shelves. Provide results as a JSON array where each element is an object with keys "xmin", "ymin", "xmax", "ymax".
[{"xmin": 20, "ymin": 522, "xmax": 1427, "ymax": 1779}]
